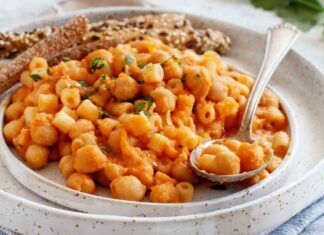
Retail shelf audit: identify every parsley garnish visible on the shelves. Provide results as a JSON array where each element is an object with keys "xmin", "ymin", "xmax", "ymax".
[
  {"xmin": 125, "ymin": 55, "xmax": 135, "ymax": 64},
  {"xmin": 100, "ymin": 74, "xmax": 107, "ymax": 84},
  {"xmin": 81, "ymin": 87, "xmax": 99, "ymax": 100},
  {"xmin": 251, "ymin": 0, "xmax": 324, "ymax": 31},
  {"xmin": 134, "ymin": 97, "xmax": 153, "ymax": 116},
  {"xmin": 30, "ymin": 73, "xmax": 42, "ymax": 81},
  {"xmin": 78, "ymin": 80, "xmax": 89, "ymax": 87},
  {"xmin": 62, "ymin": 57, "xmax": 71, "ymax": 62},
  {"xmin": 161, "ymin": 57, "xmax": 172, "ymax": 67},
  {"xmin": 137, "ymin": 63, "xmax": 146, "ymax": 68},
  {"xmin": 98, "ymin": 108, "xmax": 110, "ymax": 119},
  {"xmin": 91, "ymin": 57, "xmax": 109, "ymax": 72}
]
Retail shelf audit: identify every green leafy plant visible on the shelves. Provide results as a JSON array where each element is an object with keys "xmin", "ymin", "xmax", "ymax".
[{"xmin": 251, "ymin": 0, "xmax": 324, "ymax": 31}]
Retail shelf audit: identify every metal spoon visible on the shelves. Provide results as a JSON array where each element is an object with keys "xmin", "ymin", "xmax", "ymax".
[{"xmin": 189, "ymin": 23, "xmax": 300, "ymax": 183}]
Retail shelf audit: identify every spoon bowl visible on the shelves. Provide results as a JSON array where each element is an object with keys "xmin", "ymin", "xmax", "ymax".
[
  {"xmin": 189, "ymin": 138, "xmax": 274, "ymax": 183},
  {"xmin": 189, "ymin": 23, "xmax": 300, "ymax": 183}
]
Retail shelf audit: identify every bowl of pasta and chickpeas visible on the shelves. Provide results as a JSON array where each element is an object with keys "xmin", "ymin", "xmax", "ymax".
[{"xmin": 0, "ymin": 12, "xmax": 297, "ymax": 216}]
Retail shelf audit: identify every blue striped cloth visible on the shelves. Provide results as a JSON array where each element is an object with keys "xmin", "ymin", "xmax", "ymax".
[
  {"xmin": 1, "ymin": 196, "xmax": 323, "ymax": 234},
  {"xmin": 269, "ymin": 196, "xmax": 324, "ymax": 235}
]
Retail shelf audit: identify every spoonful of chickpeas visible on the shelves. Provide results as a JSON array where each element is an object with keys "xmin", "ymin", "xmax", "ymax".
[{"xmin": 189, "ymin": 23, "xmax": 300, "ymax": 183}]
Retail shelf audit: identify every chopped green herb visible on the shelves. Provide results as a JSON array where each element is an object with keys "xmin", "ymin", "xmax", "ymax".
[
  {"xmin": 100, "ymin": 74, "xmax": 107, "ymax": 84},
  {"xmin": 30, "ymin": 73, "xmax": 42, "ymax": 81},
  {"xmin": 47, "ymin": 67, "xmax": 50, "ymax": 74},
  {"xmin": 106, "ymin": 85, "xmax": 110, "ymax": 91},
  {"xmin": 91, "ymin": 57, "xmax": 109, "ymax": 72},
  {"xmin": 161, "ymin": 57, "xmax": 172, "ymax": 67},
  {"xmin": 62, "ymin": 57, "xmax": 71, "ymax": 62},
  {"xmin": 125, "ymin": 55, "xmax": 135, "ymax": 64},
  {"xmin": 137, "ymin": 63, "xmax": 146, "ymax": 68},
  {"xmin": 251, "ymin": 0, "xmax": 324, "ymax": 31},
  {"xmin": 110, "ymin": 76, "xmax": 117, "ymax": 80},
  {"xmin": 78, "ymin": 80, "xmax": 89, "ymax": 87},
  {"xmin": 134, "ymin": 97, "xmax": 153, "ymax": 116},
  {"xmin": 81, "ymin": 87, "xmax": 99, "ymax": 100},
  {"xmin": 98, "ymin": 108, "xmax": 110, "ymax": 119}
]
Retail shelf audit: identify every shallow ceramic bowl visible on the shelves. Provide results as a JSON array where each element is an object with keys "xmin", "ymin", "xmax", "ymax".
[
  {"xmin": 0, "ymin": 9, "xmax": 299, "ymax": 217},
  {"xmin": 0, "ymin": 7, "xmax": 323, "ymax": 234}
]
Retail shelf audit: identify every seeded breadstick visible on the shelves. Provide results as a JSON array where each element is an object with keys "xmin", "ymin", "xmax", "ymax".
[
  {"xmin": 0, "ymin": 14, "xmax": 231, "ymax": 60},
  {"xmin": 83, "ymin": 14, "xmax": 231, "ymax": 54},
  {"xmin": 0, "ymin": 15, "xmax": 89, "ymax": 94},
  {"xmin": 49, "ymin": 29, "xmax": 141, "ymax": 65}
]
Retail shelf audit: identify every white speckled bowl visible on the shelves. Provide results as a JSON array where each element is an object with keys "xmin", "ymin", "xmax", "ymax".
[
  {"xmin": 0, "ymin": 9, "xmax": 299, "ymax": 217},
  {"xmin": 0, "ymin": 7, "xmax": 323, "ymax": 234}
]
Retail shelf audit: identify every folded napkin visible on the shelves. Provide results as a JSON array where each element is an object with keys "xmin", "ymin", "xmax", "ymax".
[{"xmin": 268, "ymin": 196, "xmax": 324, "ymax": 235}]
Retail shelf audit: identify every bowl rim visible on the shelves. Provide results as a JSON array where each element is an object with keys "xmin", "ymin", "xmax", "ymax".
[{"xmin": 0, "ymin": 6, "xmax": 316, "ymax": 217}]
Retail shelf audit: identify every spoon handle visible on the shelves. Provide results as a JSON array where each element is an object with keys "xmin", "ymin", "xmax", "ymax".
[{"xmin": 236, "ymin": 23, "xmax": 300, "ymax": 141}]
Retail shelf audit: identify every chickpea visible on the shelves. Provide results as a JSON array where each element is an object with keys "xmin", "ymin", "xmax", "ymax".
[
  {"xmin": 198, "ymin": 149, "xmax": 240, "ymax": 175},
  {"xmin": 149, "ymin": 50, "xmax": 170, "ymax": 64},
  {"xmin": 5, "ymin": 101, "xmax": 25, "ymax": 122},
  {"xmin": 66, "ymin": 173, "xmax": 95, "ymax": 194},
  {"xmin": 154, "ymin": 171, "xmax": 177, "ymax": 186},
  {"xmin": 120, "ymin": 113, "xmax": 152, "ymax": 137},
  {"xmin": 184, "ymin": 66, "xmax": 211, "ymax": 101},
  {"xmin": 20, "ymin": 71, "xmax": 34, "ymax": 89},
  {"xmin": 3, "ymin": 118, "xmax": 24, "ymax": 143},
  {"xmin": 105, "ymin": 101, "xmax": 134, "ymax": 117},
  {"xmin": 104, "ymin": 162, "xmax": 127, "ymax": 181},
  {"xmin": 149, "ymin": 182, "xmax": 180, "ymax": 203},
  {"xmin": 110, "ymin": 175, "xmax": 146, "ymax": 201},
  {"xmin": 30, "ymin": 113, "xmax": 58, "ymax": 146},
  {"xmin": 12, "ymin": 86, "xmax": 31, "ymax": 103},
  {"xmin": 207, "ymin": 79, "xmax": 228, "ymax": 102},
  {"xmin": 13, "ymin": 128, "xmax": 31, "ymax": 157},
  {"xmin": 141, "ymin": 63, "xmax": 164, "ymax": 83},
  {"xmin": 71, "ymin": 132, "xmax": 97, "ymax": 154},
  {"xmin": 69, "ymin": 119, "xmax": 95, "ymax": 139},
  {"xmin": 73, "ymin": 145, "xmax": 107, "ymax": 174},
  {"xmin": 29, "ymin": 57, "xmax": 48, "ymax": 71},
  {"xmin": 163, "ymin": 59, "xmax": 183, "ymax": 80},
  {"xmin": 111, "ymin": 73, "xmax": 139, "ymax": 101},
  {"xmin": 97, "ymin": 118, "xmax": 119, "ymax": 137},
  {"xmin": 238, "ymin": 143, "xmax": 265, "ymax": 172},
  {"xmin": 59, "ymin": 155, "xmax": 76, "ymax": 179},
  {"xmin": 127, "ymin": 160, "xmax": 154, "ymax": 187},
  {"xmin": 156, "ymin": 158, "xmax": 174, "ymax": 175},
  {"xmin": 58, "ymin": 140, "xmax": 72, "ymax": 157},
  {"xmin": 25, "ymin": 144, "xmax": 49, "ymax": 170},
  {"xmin": 151, "ymin": 87, "xmax": 177, "ymax": 113},
  {"xmin": 171, "ymin": 154, "xmax": 198, "ymax": 184}
]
